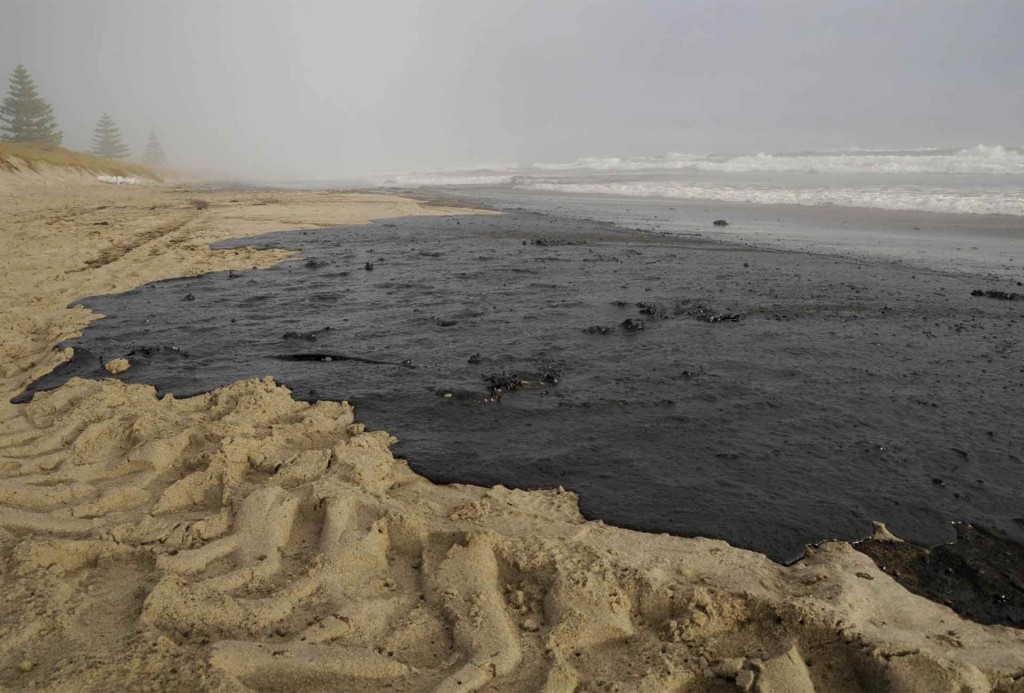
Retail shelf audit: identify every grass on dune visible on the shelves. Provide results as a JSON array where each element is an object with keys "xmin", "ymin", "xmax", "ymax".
[{"xmin": 0, "ymin": 141, "xmax": 163, "ymax": 181}]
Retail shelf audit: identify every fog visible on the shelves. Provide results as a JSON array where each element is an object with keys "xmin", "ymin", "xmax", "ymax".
[{"xmin": 3, "ymin": 0, "xmax": 1022, "ymax": 179}]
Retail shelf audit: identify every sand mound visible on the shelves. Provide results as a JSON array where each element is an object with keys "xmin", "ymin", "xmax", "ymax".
[
  {"xmin": 0, "ymin": 179, "xmax": 1021, "ymax": 691},
  {"xmin": 4, "ymin": 375, "xmax": 1022, "ymax": 691},
  {"xmin": 0, "ymin": 157, "xmax": 150, "ymax": 195}
]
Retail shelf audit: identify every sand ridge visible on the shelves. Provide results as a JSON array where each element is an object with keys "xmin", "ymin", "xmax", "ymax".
[{"xmin": 0, "ymin": 175, "xmax": 1022, "ymax": 692}]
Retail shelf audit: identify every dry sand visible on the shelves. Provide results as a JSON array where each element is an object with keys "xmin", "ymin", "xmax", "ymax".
[{"xmin": 0, "ymin": 166, "xmax": 1022, "ymax": 692}]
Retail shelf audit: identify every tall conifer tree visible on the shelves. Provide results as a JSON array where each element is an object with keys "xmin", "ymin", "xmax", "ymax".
[
  {"xmin": 0, "ymin": 64, "xmax": 63, "ymax": 144},
  {"xmin": 91, "ymin": 113, "xmax": 130, "ymax": 159},
  {"xmin": 142, "ymin": 131, "xmax": 167, "ymax": 167}
]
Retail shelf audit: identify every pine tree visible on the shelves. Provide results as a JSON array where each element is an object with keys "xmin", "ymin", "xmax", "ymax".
[
  {"xmin": 0, "ymin": 64, "xmax": 63, "ymax": 144},
  {"xmin": 142, "ymin": 131, "xmax": 167, "ymax": 167},
  {"xmin": 92, "ymin": 113, "xmax": 130, "ymax": 160}
]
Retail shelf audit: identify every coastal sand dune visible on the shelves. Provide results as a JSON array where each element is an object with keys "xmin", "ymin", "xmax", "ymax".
[{"xmin": 1, "ymin": 175, "xmax": 1022, "ymax": 692}]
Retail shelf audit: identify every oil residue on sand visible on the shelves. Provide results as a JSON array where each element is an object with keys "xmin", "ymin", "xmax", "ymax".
[{"xmin": 20, "ymin": 211, "xmax": 1024, "ymax": 562}]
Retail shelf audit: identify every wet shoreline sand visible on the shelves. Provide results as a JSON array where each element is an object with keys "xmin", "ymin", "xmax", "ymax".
[{"xmin": 1, "ymin": 174, "xmax": 1022, "ymax": 691}]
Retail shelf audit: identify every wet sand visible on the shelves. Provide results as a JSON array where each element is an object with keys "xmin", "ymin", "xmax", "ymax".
[{"xmin": 1, "ymin": 170, "xmax": 1023, "ymax": 692}]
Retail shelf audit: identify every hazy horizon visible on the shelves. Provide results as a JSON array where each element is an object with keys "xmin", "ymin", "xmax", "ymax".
[{"xmin": 3, "ymin": 0, "xmax": 1022, "ymax": 180}]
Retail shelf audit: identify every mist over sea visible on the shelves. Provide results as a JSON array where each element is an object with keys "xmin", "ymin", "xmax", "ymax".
[{"xmin": 365, "ymin": 145, "xmax": 1024, "ymax": 217}]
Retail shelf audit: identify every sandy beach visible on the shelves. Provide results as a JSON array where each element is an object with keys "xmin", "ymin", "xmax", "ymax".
[{"xmin": 2, "ymin": 167, "xmax": 1023, "ymax": 692}]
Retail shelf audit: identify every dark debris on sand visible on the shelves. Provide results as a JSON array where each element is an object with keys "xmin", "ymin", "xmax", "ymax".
[
  {"xmin": 676, "ymin": 302, "xmax": 742, "ymax": 323},
  {"xmin": 971, "ymin": 289, "xmax": 1023, "ymax": 301},
  {"xmin": 524, "ymin": 237, "xmax": 589, "ymax": 246},
  {"xmin": 483, "ymin": 363, "xmax": 562, "ymax": 396},
  {"xmin": 483, "ymin": 371, "xmax": 524, "ymax": 395},
  {"xmin": 636, "ymin": 301, "xmax": 670, "ymax": 319},
  {"xmin": 856, "ymin": 523, "xmax": 1024, "ymax": 628}
]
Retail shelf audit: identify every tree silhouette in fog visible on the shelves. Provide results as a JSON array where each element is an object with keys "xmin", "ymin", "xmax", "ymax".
[
  {"xmin": 92, "ymin": 113, "xmax": 130, "ymax": 160},
  {"xmin": 142, "ymin": 132, "xmax": 167, "ymax": 167},
  {"xmin": 0, "ymin": 65, "xmax": 63, "ymax": 144}
]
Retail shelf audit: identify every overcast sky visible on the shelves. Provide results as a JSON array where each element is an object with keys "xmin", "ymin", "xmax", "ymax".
[{"xmin": 2, "ymin": 0, "xmax": 1022, "ymax": 179}]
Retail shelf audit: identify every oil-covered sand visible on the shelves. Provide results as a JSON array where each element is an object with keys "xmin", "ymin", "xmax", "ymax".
[
  {"xmin": 26, "ymin": 207, "xmax": 1024, "ymax": 564},
  {"xmin": 2, "ymin": 173, "xmax": 1023, "ymax": 691}
]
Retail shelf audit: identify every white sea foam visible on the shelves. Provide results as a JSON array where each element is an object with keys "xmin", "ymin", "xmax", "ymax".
[
  {"xmin": 531, "ymin": 146, "xmax": 1024, "ymax": 176},
  {"xmin": 368, "ymin": 145, "xmax": 1024, "ymax": 216},
  {"xmin": 516, "ymin": 180, "xmax": 1024, "ymax": 216}
]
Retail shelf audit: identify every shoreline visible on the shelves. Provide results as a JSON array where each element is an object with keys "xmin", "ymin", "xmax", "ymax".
[
  {"xmin": 411, "ymin": 185, "xmax": 1024, "ymax": 282},
  {"xmin": 1, "ymin": 175, "xmax": 1022, "ymax": 691}
]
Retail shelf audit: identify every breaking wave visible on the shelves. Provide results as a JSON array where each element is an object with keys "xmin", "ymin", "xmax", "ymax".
[
  {"xmin": 531, "ymin": 145, "xmax": 1024, "ymax": 176},
  {"xmin": 514, "ymin": 180, "xmax": 1024, "ymax": 216},
  {"xmin": 370, "ymin": 145, "xmax": 1024, "ymax": 215}
]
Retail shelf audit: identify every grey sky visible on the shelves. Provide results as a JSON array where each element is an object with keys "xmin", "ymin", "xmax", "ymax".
[{"xmin": 2, "ymin": 0, "xmax": 1021, "ymax": 179}]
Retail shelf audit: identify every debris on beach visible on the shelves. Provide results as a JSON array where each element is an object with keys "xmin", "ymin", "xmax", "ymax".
[
  {"xmin": 622, "ymin": 318, "xmax": 646, "ymax": 331},
  {"xmin": 636, "ymin": 301, "xmax": 669, "ymax": 318},
  {"xmin": 678, "ymin": 303, "xmax": 741, "ymax": 323},
  {"xmin": 583, "ymin": 325, "xmax": 614, "ymax": 335},
  {"xmin": 282, "ymin": 331, "xmax": 317, "ymax": 342},
  {"xmin": 482, "ymin": 364, "xmax": 561, "ymax": 398},
  {"xmin": 713, "ymin": 219, "xmax": 730, "ymax": 226},
  {"xmin": 971, "ymin": 289, "xmax": 1022, "ymax": 301},
  {"xmin": 536, "ymin": 362, "xmax": 564, "ymax": 385},
  {"xmin": 483, "ymin": 371, "xmax": 523, "ymax": 395},
  {"xmin": 527, "ymin": 237, "xmax": 588, "ymax": 246}
]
